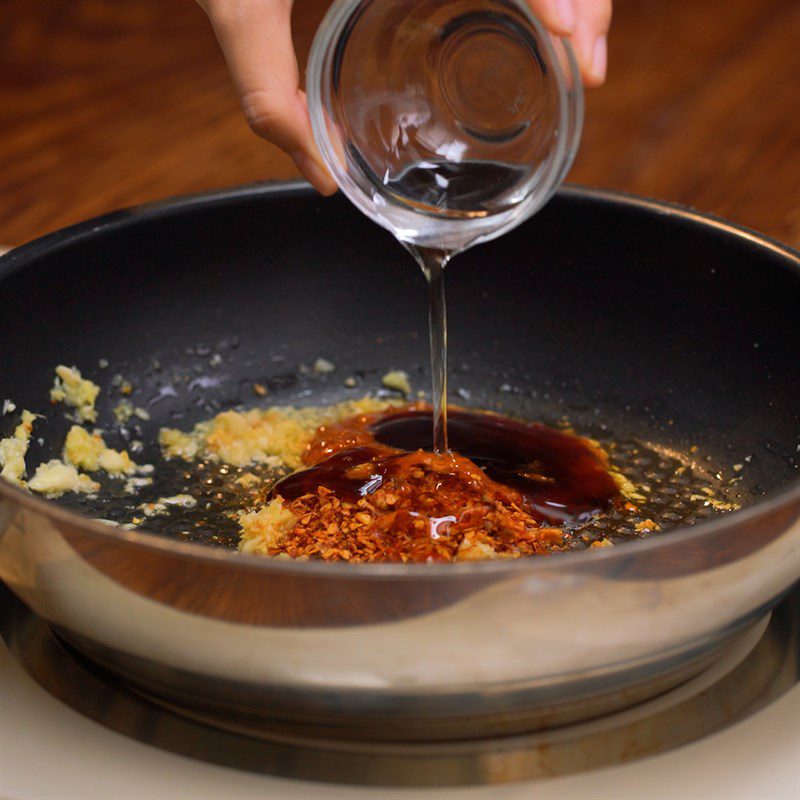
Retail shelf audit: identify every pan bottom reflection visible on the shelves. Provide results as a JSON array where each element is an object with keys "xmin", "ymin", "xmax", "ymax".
[{"xmin": 2, "ymin": 581, "xmax": 796, "ymax": 787}]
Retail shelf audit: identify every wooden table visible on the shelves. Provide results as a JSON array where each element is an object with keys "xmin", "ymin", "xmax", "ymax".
[{"xmin": 1, "ymin": 0, "xmax": 798, "ymax": 248}]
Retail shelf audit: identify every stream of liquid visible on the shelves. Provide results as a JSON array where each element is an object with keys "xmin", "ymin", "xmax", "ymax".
[
  {"xmin": 390, "ymin": 160, "xmax": 530, "ymax": 454},
  {"xmin": 407, "ymin": 246, "xmax": 451, "ymax": 454}
]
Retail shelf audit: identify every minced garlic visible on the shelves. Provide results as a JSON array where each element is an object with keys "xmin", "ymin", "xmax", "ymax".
[
  {"xmin": 159, "ymin": 397, "xmax": 397, "ymax": 470},
  {"xmin": 138, "ymin": 494, "xmax": 197, "ymax": 517},
  {"xmin": 0, "ymin": 410, "xmax": 37, "ymax": 486},
  {"xmin": 124, "ymin": 476, "xmax": 153, "ymax": 493},
  {"xmin": 50, "ymin": 365, "xmax": 100, "ymax": 423},
  {"xmin": 28, "ymin": 459, "xmax": 99, "ymax": 497},
  {"xmin": 158, "ymin": 427, "xmax": 199, "ymax": 460},
  {"xmin": 201, "ymin": 409, "xmax": 292, "ymax": 468},
  {"xmin": 63, "ymin": 425, "xmax": 141, "ymax": 476},
  {"xmin": 113, "ymin": 400, "xmax": 150, "ymax": 423},
  {"xmin": 312, "ymin": 357, "xmax": 335, "ymax": 375},
  {"xmin": 235, "ymin": 472, "xmax": 260, "ymax": 488},
  {"xmin": 112, "ymin": 400, "xmax": 135, "ymax": 423},
  {"xmin": 381, "ymin": 370, "xmax": 412, "ymax": 396},
  {"xmin": 612, "ymin": 469, "xmax": 647, "ymax": 503}
]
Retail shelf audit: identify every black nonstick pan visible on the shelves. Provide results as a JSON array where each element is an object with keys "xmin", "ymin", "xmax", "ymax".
[{"xmin": 0, "ymin": 182, "xmax": 797, "ymax": 741}]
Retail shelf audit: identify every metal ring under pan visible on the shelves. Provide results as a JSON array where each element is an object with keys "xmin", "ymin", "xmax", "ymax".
[{"xmin": 2, "ymin": 582, "xmax": 797, "ymax": 787}]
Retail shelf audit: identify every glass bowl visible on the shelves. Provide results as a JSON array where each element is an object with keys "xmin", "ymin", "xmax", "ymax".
[{"xmin": 307, "ymin": 0, "xmax": 584, "ymax": 252}]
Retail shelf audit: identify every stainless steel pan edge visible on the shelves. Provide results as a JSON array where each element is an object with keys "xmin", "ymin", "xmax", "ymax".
[{"xmin": 1, "ymin": 492, "xmax": 797, "ymax": 737}]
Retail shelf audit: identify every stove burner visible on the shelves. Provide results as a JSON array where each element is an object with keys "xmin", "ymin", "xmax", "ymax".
[{"xmin": 1, "ymin": 583, "xmax": 797, "ymax": 787}]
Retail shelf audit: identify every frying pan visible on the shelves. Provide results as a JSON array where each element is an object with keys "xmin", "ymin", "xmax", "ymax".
[{"xmin": 0, "ymin": 182, "xmax": 798, "ymax": 741}]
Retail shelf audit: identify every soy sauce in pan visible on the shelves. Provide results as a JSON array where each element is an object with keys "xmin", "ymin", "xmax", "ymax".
[
  {"xmin": 54, "ymin": 417, "xmax": 744, "ymax": 551},
  {"xmin": 374, "ymin": 408, "xmax": 620, "ymax": 523},
  {"xmin": 272, "ymin": 407, "xmax": 621, "ymax": 525}
]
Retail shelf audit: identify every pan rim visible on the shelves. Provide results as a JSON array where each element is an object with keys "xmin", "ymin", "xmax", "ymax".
[{"xmin": 1, "ymin": 181, "xmax": 798, "ymax": 580}]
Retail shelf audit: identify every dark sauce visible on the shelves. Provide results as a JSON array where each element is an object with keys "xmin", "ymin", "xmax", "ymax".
[
  {"xmin": 272, "ymin": 407, "xmax": 620, "ymax": 525},
  {"xmin": 272, "ymin": 445, "xmax": 395, "ymax": 502}
]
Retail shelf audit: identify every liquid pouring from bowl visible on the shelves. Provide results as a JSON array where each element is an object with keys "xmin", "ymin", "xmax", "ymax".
[{"xmin": 308, "ymin": 0, "xmax": 583, "ymax": 452}]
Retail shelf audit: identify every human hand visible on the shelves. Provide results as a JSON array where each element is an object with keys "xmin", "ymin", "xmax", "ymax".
[
  {"xmin": 199, "ymin": 0, "xmax": 611, "ymax": 196},
  {"xmin": 529, "ymin": 0, "xmax": 611, "ymax": 87}
]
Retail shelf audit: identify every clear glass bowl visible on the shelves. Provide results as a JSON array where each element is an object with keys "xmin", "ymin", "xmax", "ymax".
[{"xmin": 307, "ymin": 0, "xmax": 584, "ymax": 252}]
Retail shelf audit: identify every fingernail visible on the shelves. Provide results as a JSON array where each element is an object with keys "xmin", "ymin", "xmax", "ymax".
[
  {"xmin": 293, "ymin": 151, "xmax": 337, "ymax": 196},
  {"xmin": 591, "ymin": 35, "xmax": 607, "ymax": 82},
  {"xmin": 555, "ymin": 0, "xmax": 576, "ymax": 33}
]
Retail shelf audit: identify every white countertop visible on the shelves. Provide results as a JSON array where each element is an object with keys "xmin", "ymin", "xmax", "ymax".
[{"xmin": 2, "ymin": 631, "xmax": 798, "ymax": 800}]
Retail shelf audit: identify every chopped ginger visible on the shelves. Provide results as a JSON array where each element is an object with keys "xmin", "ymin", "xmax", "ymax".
[{"xmin": 238, "ymin": 498, "xmax": 298, "ymax": 556}]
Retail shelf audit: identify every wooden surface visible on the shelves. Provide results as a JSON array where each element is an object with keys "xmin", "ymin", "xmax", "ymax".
[{"xmin": 0, "ymin": 0, "xmax": 798, "ymax": 248}]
